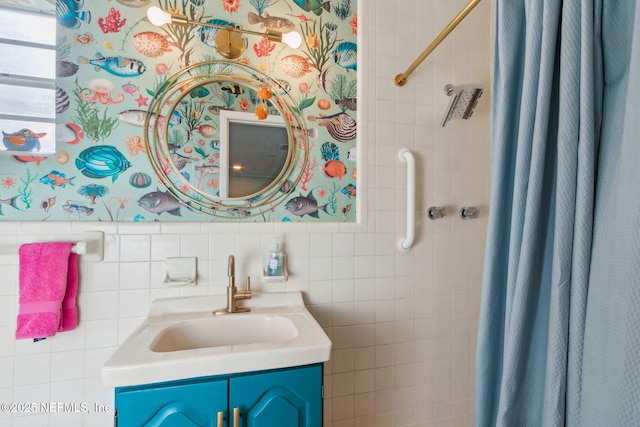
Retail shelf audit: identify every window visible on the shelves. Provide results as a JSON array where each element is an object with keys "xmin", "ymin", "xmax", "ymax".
[{"xmin": 0, "ymin": 4, "xmax": 56, "ymax": 155}]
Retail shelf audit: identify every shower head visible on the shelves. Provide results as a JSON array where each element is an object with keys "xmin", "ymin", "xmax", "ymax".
[{"xmin": 440, "ymin": 84, "xmax": 484, "ymax": 127}]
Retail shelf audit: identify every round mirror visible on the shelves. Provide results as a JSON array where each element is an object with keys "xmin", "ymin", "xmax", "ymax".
[{"xmin": 144, "ymin": 61, "xmax": 308, "ymax": 219}]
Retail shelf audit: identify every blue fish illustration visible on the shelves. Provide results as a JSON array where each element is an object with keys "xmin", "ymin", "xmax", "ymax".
[
  {"xmin": 292, "ymin": 0, "xmax": 331, "ymax": 15},
  {"xmin": 57, "ymin": 0, "xmax": 91, "ymax": 29},
  {"xmin": 2, "ymin": 129, "xmax": 46, "ymax": 152},
  {"xmin": 341, "ymin": 183, "xmax": 356, "ymax": 198},
  {"xmin": 75, "ymin": 145, "xmax": 131, "ymax": 182},
  {"xmin": 332, "ymin": 42, "xmax": 357, "ymax": 71},
  {"xmin": 198, "ymin": 19, "xmax": 243, "ymax": 47},
  {"xmin": 78, "ymin": 53, "xmax": 146, "ymax": 77},
  {"xmin": 189, "ymin": 86, "xmax": 210, "ymax": 98},
  {"xmin": 40, "ymin": 170, "xmax": 76, "ymax": 189}
]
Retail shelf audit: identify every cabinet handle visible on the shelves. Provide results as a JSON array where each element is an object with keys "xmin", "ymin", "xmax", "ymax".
[
  {"xmin": 217, "ymin": 411, "xmax": 224, "ymax": 427},
  {"xmin": 233, "ymin": 407, "xmax": 240, "ymax": 427}
]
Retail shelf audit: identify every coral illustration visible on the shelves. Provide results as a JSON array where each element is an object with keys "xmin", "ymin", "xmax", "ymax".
[
  {"xmin": 222, "ymin": 0, "xmax": 241, "ymax": 13},
  {"xmin": 254, "ymin": 36, "xmax": 276, "ymax": 57},
  {"xmin": 321, "ymin": 142, "xmax": 340, "ymax": 161},
  {"xmin": 154, "ymin": 0, "xmax": 202, "ymax": 57},
  {"xmin": 17, "ymin": 169, "xmax": 38, "ymax": 210},
  {"xmin": 299, "ymin": 17, "xmax": 342, "ymax": 72},
  {"xmin": 178, "ymin": 100, "xmax": 206, "ymax": 142},
  {"xmin": 334, "ymin": 0, "xmax": 353, "ymax": 20},
  {"xmin": 98, "ymin": 8, "xmax": 127, "ymax": 33},
  {"xmin": 78, "ymin": 183, "xmax": 110, "ymax": 204},
  {"xmin": 299, "ymin": 155, "xmax": 317, "ymax": 191},
  {"xmin": 326, "ymin": 182, "xmax": 340, "ymax": 214}
]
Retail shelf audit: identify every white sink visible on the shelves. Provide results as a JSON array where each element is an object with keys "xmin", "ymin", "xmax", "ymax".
[
  {"xmin": 150, "ymin": 314, "xmax": 298, "ymax": 352},
  {"xmin": 102, "ymin": 291, "xmax": 331, "ymax": 387}
]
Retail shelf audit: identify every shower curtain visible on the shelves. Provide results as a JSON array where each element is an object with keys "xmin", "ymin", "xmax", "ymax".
[{"xmin": 475, "ymin": 1, "xmax": 640, "ymax": 426}]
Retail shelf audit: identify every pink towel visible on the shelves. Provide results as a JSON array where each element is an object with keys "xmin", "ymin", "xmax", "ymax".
[{"xmin": 15, "ymin": 242, "xmax": 79, "ymax": 339}]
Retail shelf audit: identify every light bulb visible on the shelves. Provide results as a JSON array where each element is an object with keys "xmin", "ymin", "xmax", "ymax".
[
  {"xmin": 147, "ymin": 6, "xmax": 172, "ymax": 26},
  {"xmin": 281, "ymin": 31, "xmax": 302, "ymax": 49}
]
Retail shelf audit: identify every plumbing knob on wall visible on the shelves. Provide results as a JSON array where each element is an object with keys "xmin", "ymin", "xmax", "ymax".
[
  {"xmin": 428, "ymin": 206, "xmax": 447, "ymax": 220},
  {"xmin": 459, "ymin": 206, "xmax": 480, "ymax": 219}
]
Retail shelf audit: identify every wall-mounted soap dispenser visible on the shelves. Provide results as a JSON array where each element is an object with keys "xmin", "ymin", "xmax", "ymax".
[{"xmin": 263, "ymin": 237, "xmax": 287, "ymax": 282}]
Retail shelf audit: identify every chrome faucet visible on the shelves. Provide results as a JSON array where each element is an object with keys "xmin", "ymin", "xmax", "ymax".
[{"xmin": 216, "ymin": 255, "xmax": 251, "ymax": 314}]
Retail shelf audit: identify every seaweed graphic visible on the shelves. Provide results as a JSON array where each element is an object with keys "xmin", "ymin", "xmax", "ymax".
[
  {"xmin": 329, "ymin": 74, "xmax": 357, "ymax": 112},
  {"xmin": 168, "ymin": 128, "xmax": 187, "ymax": 151},
  {"xmin": 194, "ymin": 55, "xmax": 234, "ymax": 74},
  {"xmin": 250, "ymin": 0, "xmax": 273, "ymax": 15},
  {"xmin": 334, "ymin": 0, "xmax": 353, "ymax": 20},
  {"xmin": 147, "ymin": 74, "xmax": 170, "ymax": 97},
  {"xmin": 155, "ymin": 0, "xmax": 207, "ymax": 55},
  {"xmin": 56, "ymin": 36, "xmax": 73, "ymax": 60},
  {"xmin": 72, "ymin": 81, "xmax": 119, "ymax": 142},
  {"xmin": 220, "ymin": 91, "xmax": 236, "ymax": 110},
  {"xmin": 178, "ymin": 100, "xmax": 206, "ymax": 141},
  {"xmin": 326, "ymin": 182, "xmax": 340, "ymax": 214},
  {"xmin": 101, "ymin": 200, "xmax": 124, "ymax": 222},
  {"xmin": 17, "ymin": 169, "xmax": 38, "ymax": 210},
  {"xmin": 299, "ymin": 17, "xmax": 342, "ymax": 72}
]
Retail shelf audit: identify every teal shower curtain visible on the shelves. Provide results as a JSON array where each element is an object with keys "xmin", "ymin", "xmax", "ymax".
[{"xmin": 475, "ymin": 1, "xmax": 640, "ymax": 426}]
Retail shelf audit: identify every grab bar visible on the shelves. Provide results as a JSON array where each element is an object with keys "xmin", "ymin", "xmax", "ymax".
[{"xmin": 398, "ymin": 148, "xmax": 415, "ymax": 252}]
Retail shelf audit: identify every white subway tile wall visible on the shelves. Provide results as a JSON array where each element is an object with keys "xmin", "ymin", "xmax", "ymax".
[{"xmin": 0, "ymin": 0, "xmax": 491, "ymax": 425}]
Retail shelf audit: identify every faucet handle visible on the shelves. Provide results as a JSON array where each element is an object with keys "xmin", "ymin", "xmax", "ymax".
[{"xmin": 235, "ymin": 276, "xmax": 252, "ymax": 299}]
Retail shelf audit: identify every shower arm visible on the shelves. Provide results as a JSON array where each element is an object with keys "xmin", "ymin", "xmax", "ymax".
[{"xmin": 394, "ymin": 0, "xmax": 483, "ymax": 87}]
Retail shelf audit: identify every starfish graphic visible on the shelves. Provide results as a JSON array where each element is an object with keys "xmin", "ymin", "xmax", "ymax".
[{"xmin": 135, "ymin": 95, "xmax": 148, "ymax": 107}]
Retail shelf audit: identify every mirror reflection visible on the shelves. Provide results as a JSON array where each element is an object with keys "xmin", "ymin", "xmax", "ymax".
[
  {"xmin": 219, "ymin": 111, "xmax": 288, "ymax": 198},
  {"xmin": 167, "ymin": 79, "xmax": 289, "ymax": 200}
]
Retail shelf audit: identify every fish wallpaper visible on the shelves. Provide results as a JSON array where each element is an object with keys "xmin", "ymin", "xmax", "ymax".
[{"xmin": 0, "ymin": 0, "xmax": 357, "ymax": 222}]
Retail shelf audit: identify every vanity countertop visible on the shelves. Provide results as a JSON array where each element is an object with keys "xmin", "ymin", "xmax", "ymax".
[{"xmin": 102, "ymin": 291, "xmax": 331, "ymax": 387}]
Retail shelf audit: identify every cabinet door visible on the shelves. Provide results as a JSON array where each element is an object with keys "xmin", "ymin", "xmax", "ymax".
[
  {"xmin": 116, "ymin": 378, "xmax": 227, "ymax": 427},
  {"xmin": 229, "ymin": 364, "xmax": 322, "ymax": 427}
]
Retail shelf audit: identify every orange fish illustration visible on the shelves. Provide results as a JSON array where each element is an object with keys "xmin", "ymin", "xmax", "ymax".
[
  {"xmin": 12, "ymin": 155, "xmax": 47, "ymax": 166},
  {"xmin": 322, "ymin": 159, "xmax": 347, "ymax": 179},
  {"xmin": 39, "ymin": 170, "xmax": 76, "ymax": 189}
]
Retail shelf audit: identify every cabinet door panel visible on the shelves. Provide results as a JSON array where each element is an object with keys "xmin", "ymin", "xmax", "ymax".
[
  {"xmin": 230, "ymin": 364, "xmax": 322, "ymax": 427},
  {"xmin": 116, "ymin": 378, "xmax": 227, "ymax": 427}
]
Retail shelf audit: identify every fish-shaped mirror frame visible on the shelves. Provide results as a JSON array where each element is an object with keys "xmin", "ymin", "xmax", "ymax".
[{"xmin": 144, "ymin": 60, "xmax": 308, "ymax": 219}]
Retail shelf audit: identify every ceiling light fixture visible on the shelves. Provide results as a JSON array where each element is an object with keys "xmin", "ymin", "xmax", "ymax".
[{"xmin": 146, "ymin": 6, "xmax": 302, "ymax": 60}]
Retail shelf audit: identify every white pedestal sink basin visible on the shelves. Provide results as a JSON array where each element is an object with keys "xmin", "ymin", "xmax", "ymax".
[
  {"xmin": 102, "ymin": 291, "xmax": 331, "ymax": 387},
  {"xmin": 150, "ymin": 314, "xmax": 298, "ymax": 352}
]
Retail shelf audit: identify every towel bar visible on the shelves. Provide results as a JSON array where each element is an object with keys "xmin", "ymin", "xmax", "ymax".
[{"xmin": 0, "ymin": 230, "xmax": 104, "ymax": 262}]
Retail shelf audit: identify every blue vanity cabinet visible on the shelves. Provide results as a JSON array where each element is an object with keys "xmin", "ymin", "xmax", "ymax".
[
  {"xmin": 114, "ymin": 364, "xmax": 323, "ymax": 427},
  {"xmin": 114, "ymin": 376, "xmax": 227, "ymax": 426},
  {"xmin": 230, "ymin": 364, "xmax": 322, "ymax": 427}
]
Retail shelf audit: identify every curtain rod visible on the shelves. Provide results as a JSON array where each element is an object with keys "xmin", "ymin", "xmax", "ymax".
[{"xmin": 395, "ymin": 0, "xmax": 483, "ymax": 87}]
